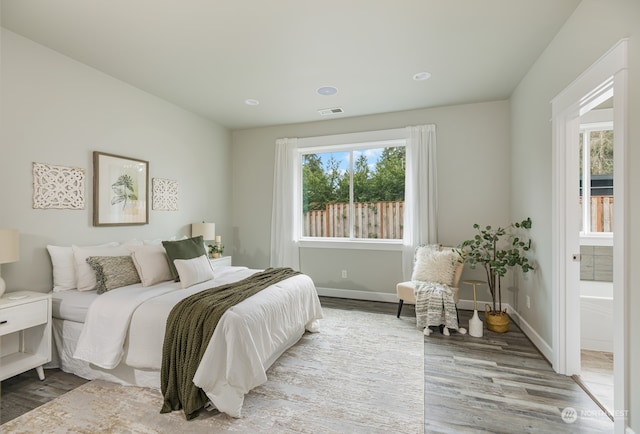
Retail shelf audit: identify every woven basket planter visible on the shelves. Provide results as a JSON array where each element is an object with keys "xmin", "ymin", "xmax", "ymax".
[{"xmin": 485, "ymin": 306, "xmax": 509, "ymax": 333}]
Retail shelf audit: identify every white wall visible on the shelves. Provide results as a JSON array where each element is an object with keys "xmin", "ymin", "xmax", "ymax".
[
  {"xmin": 231, "ymin": 100, "xmax": 511, "ymax": 300},
  {"xmin": 0, "ymin": 29, "xmax": 232, "ymax": 293},
  {"xmin": 510, "ymin": 0, "xmax": 640, "ymax": 429}
]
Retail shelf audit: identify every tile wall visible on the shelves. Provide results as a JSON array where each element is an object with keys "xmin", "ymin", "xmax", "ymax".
[{"xmin": 580, "ymin": 246, "xmax": 613, "ymax": 282}]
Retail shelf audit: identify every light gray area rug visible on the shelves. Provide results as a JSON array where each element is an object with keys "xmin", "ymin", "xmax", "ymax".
[{"xmin": 2, "ymin": 308, "xmax": 423, "ymax": 433}]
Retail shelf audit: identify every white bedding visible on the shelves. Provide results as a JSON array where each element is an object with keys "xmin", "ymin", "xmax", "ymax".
[
  {"xmin": 51, "ymin": 289, "xmax": 98, "ymax": 323},
  {"xmin": 67, "ymin": 266, "xmax": 323, "ymax": 417}
]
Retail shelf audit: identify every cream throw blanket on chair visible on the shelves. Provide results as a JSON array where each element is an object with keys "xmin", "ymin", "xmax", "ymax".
[{"xmin": 414, "ymin": 281, "xmax": 461, "ymax": 333}]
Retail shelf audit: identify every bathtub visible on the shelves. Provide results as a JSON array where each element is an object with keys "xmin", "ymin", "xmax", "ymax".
[{"xmin": 580, "ymin": 280, "xmax": 613, "ymax": 352}]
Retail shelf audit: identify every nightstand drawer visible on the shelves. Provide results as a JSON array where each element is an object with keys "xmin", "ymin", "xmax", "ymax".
[{"xmin": 0, "ymin": 299, "xmax": 48, "ymax": 337}]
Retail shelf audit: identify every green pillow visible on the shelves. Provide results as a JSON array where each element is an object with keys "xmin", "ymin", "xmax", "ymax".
[{"xmin": 162, "ymin": 236, "xmax": 206, "ymax": 281}]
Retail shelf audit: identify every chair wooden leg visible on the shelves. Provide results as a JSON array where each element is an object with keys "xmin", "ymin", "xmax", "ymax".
[{"xmin": 396, "ymin": 299, "xmax": 404, "ymax": 318}]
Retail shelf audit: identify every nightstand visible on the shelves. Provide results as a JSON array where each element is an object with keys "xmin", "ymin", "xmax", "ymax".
[
  {"xmin": 0, "ymin": 291, "xmax": 52, "ymax": 381},
  {"xmin": 209, "ymin": 256, "xmax": 232, "ymax": 268}
]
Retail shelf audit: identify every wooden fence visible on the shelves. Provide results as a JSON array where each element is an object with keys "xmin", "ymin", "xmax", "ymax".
[
  {"xmin": 304, "ymin": 201, "xmax": 404, "ymax": 239},
  {"xmin": 303, "ymin": 196, "xmax": 613, "ymax": 237},
  {"xmin": 580, "ymin": 196, "xmax": 614, "ymax": 232}
]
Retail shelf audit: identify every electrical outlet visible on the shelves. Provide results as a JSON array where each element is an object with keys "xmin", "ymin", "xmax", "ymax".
[
  {"xmin": 526, "ymin": 295, "xmax": 531, "ymax": 309},
  {"xmin": 341, "ymin": 270, "xmax": 347, "ymax": 279}
]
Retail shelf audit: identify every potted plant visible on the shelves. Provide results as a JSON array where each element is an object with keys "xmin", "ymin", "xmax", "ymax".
[
  {"xmin": 208, "ymin": 243, "xmax": 224, "ymax": 259},
  {"xmin": 456, "ymin": 217, "xmax": 534, "ymax": 333}
]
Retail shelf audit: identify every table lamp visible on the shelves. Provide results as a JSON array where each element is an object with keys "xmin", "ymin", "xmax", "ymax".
[
  {"xmin": 0, "ymin": 229, "xmax": 19, "ymax": 298},
  {"xmin": 191, "ymin": 222, "xmax": 215, "ymax": 242}
]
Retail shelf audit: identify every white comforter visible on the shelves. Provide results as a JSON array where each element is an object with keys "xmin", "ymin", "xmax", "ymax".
[{"xmin": 74, "ymin": 266, "xmax": 323, "ymax": 417}]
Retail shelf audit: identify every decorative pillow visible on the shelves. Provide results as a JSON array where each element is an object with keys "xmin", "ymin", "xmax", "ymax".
[
  {"xmin": 86, "ymin": 256, "xmax": 141, "ymax": 294},
  {"xmin": 411, "ymin": 247, "xmax": 459, "ymax": 286},
  {"xmin": 128, "ymin": 244, "xmax": 173, "ymax": 287},
  {"xmin": 72, "ymin": 244, "xmax": 131, "ymax": 291},
  {"xmin": 47, "ymin": 242, "xmax": 119, "ymax": 292},
  {"xmin": 162, "ymin": 236, "xmax": 206, "ymax": 281},
  {"xmin": 173, "ymin": 254, "xmax": 215, "ymax": 289}
]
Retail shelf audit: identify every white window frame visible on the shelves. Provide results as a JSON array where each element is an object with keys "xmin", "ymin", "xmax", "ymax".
[
  {"xmin": 296, "ymin": 128, "xmax": 407, "ymax": 251},
  {"xmin": 579, "ymin": 110, "xmax": 613, "ymax": 246}
]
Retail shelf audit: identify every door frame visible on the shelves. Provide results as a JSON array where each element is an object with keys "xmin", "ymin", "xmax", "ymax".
[{"xmin": 551, "ymin": 39, "xmax": 628, "ymax": 431}]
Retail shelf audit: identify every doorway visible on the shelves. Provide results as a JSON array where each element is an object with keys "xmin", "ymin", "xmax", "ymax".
[
  {"xmin": 577, "ymin": 96, "xmax": 614, "ymax": 414},
  {"xmin": 551, "ymin": 39, "xmax": 628, "ymax": 432}
]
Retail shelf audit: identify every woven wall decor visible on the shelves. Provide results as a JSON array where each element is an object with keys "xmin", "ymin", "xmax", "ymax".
[
  {"xmin": 152, "ymin": 178, "xmax": 178, "ymax": 211},
  {"xmin": 32, "ymin": 162, "xmax": 85, "ymax": 209}
]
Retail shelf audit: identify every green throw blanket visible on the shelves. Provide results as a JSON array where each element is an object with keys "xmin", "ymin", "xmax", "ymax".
[{"xmin": 160, "ymin": 267, "xmax": 301, "ymax": 420}]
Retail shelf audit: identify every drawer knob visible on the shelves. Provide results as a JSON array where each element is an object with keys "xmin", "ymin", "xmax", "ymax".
[{"xmin": 0, "ymin": 320, "xmax": 7, "ymax": 325}]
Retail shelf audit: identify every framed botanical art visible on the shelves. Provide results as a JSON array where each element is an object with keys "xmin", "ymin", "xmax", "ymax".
[{"xmin": 93, "ymin": 151, "xmax": 149, "ymax": 226}]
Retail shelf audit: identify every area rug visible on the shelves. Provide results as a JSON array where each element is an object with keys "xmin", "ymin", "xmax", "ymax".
[{"xmin": 1, "ymin": 308, "xmax": 423, "ymax": 433}]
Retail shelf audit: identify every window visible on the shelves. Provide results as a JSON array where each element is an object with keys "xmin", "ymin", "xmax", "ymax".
[
  {"xmin": 271, "ymin": 125, "xmax": 435, "ymax": 269},
  {"xmin": 300, "ymin": 141, "xmax": 406, "ymax": 241},
  {"xmin": 579, "ymin": 120, "xmax": 613, "ymax": 237}
]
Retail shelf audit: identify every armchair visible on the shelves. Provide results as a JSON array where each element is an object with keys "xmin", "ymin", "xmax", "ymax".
[{"xmin": 396, "ymin": 245, "xmax": 465, "ymax": 335}]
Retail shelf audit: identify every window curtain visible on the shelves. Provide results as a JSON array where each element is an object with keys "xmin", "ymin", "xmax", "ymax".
[
  {"xmin": 403, "ymin": 124, "xmax": 438, "ymax": 279},
  {"xmin": 270, "ymin": 138, "xmax": 300, "ymax": 269}
]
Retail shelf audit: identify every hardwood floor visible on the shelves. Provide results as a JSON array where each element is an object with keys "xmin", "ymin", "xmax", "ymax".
[
  {"xmin": 579, "ymin": 349, "xmax": 614, "ymax": 414},
  {"xmin": 326, "ymin": 298, "xmax": 613, "ymax": 433},
  {"xmin": 0, "ymin": 367, "xmax": 88, "ymax": 424},
  {"xmin": 1, "ymin": 297, "xmax": 613, "ymax": 433}
]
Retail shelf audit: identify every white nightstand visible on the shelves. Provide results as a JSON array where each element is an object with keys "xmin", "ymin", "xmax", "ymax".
[
  {"xmin": 0, "ymin": 291, "xmax": 52, "ymax": 381},
  {"xmin": 209, "ymin": 256, "xmax": 232, "ymax": 268}
]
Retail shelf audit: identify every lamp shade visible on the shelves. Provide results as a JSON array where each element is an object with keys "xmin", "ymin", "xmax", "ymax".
[
  {"xmin": 191, "ymin": 222, "xmax": 215, "ymax": 241},
  {"xmin": 0, "ymin": 229, "xmax": 19, "ymax": 264}
]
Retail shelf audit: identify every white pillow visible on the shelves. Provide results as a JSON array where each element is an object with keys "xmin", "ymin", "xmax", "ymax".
[
  {"xmin": 72, "ymin": 244, "xmax": 131, "ymax": 291},
  {"xmin": 411, "ymin": 247, "xmax": 459, "ymax": 286},
  {"xmin": 47, "ymin": 242, "xmax": 118, "ymax": 292},
  {"xmin": 128, "ymin": 244, "xmax": 173, "ymax": 287},
  {"xmin": 173, "ymin": 254, "xmax": 214, "ymax": 289}
]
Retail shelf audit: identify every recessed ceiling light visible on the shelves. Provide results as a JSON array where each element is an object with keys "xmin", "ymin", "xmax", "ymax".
[
  {"xmin": 413, "ymin": 72, "xmax": 431, "ymax": 81},
  {"xmin": 316, "ymin": 86, "xmax": 338, "ymax": 96},
  {"xmin": 244, "ymin": 99, "xmax": 260, "ymax": 106}
]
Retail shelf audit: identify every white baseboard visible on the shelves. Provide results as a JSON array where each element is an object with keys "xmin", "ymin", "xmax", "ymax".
[
  {"xmin": 316, "ymin": 287, "xmax": 399, "ymax": 304},
  {"xmin": 316, "ymin": 289, "xmax": 555, "ymax": 363},
  {"xmin": 505, "ymin": 304, "xmax": 554, "ymax": 363}
]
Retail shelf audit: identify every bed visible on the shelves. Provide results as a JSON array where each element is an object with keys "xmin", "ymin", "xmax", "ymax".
[{"xmin": 50, "ymin": 263, "xmax": 323, "ymax": 418}]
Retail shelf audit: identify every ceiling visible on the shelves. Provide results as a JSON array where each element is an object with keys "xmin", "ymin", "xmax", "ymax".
[{"xmin": 1, "ymin": 0, "xmax": 581, "ymax": 130}]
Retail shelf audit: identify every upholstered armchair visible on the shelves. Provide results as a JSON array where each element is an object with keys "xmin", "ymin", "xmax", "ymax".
[{"xmin": 395, "ymin": 245, "xmax": 464, "ymax": 320}]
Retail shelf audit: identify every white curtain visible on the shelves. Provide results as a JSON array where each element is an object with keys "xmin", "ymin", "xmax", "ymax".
[
  {"xmin": 270, "ymin": 138, "xmax": 300, "ymax": 269},
  {"xmin": 403, "ymin": 124, "xmax": 438, "ymax": 279}
]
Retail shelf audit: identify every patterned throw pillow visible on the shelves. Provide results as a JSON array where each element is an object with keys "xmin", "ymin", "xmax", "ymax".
[
  {"xmin": 72, "ymin": 244, "xmax": 131, "ymax": 291},
  {"xmin": 86, "ymin": 256, "xmax": 141, "ymax": 294}
]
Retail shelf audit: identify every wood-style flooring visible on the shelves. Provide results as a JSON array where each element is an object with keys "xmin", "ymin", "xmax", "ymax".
[
  {"xmin": 1, "ymin": 297, "xmax": 614, "ymax": 433},
  {"xmin": 579, "ymin": 349, "xmax": 614, "ymax": 415}
]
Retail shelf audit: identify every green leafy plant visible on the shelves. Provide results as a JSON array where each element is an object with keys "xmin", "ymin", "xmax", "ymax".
[
  {"xmin": 208, "ymin": 244, "xmax": 224, "ymax": 255},
  {"xmin": 457, "ymin": 217, "xmax": 534, "ymax": 313}
]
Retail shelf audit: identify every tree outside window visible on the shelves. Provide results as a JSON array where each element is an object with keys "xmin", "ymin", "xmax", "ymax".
[
  {"xmin": 579, "ymin": 126, "xmax": 613, "ymax": 234},
  {"xmin": 301, "ymin": 144, "xmax": 406, "ymax": 240}
]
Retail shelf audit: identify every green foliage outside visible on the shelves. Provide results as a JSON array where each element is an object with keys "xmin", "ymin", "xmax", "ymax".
[
  {"xmin": 302, "ymin": 147, "xmax": 406, "ymax": 213},
  {"xmin": 580, "ymin": 130, "xmax": 614, "ymax": 175}
]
